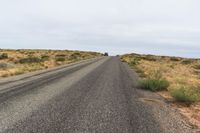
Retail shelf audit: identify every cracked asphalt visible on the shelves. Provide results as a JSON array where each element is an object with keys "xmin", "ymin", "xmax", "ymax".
[{"xmin": 0, "ymin": 57, "xmax": 195, "ymax": 133}]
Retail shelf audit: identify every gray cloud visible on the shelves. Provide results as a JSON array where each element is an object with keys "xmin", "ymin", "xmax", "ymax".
[{"xmin": 0, "ymin": 0, "xmax": 200, "ymax": 57}]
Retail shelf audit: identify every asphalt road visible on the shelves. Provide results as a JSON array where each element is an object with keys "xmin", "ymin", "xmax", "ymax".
[{"xmin": 0, "ymin": 57, "xmax": 195, "ymax": 133}]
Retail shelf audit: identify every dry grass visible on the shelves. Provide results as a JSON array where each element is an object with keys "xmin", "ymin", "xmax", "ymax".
[
  {"xmin": 121, "ymin": 53, "xmax": 200, "ymax": 128},
  {"xmin": 0, "ymin": 49, "xmax": 102, "ymax": 78},
  {"xmin": 121, "ymin": 53, "xmax": 200, "ymax": 91}
]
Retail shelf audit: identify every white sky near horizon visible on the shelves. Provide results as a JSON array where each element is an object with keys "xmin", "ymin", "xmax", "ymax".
[{"xmin": 0, "ymin": 0, "xmax": 200, "ymax": 57}]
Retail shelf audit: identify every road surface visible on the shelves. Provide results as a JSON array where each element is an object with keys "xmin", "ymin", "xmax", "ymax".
[{"xmin": 0, "ymin": 57, "xmax": 195, "ymax": 133}]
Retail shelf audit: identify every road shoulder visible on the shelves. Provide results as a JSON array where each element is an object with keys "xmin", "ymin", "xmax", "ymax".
[{"xmin": 121, "ymin": 61, "xmax": 197, "ymax": 133}]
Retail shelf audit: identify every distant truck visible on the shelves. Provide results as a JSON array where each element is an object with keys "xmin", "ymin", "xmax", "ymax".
[{"xmin": 104, "ymin": 52, "xmax": 109, "ymax": 56}]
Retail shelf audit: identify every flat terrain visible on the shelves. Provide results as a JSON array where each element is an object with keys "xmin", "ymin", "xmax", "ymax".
[
  {"xmin": 0, "ymin": 57, "xmax": 195, "ymax": 133},
  {"xmin": 0, "ymin": 49, "xmax": 101, "ymax": 77}
]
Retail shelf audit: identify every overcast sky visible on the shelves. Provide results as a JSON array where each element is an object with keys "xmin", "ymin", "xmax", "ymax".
[{"xmin": 0, "ymin": 0, "xmax": 200, "ymax": 57}]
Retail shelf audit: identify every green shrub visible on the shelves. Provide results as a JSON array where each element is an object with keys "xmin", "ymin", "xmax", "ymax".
[
  {"xmin": 170, "ymin": 86, "xmax": 200, "ymax": 103},
  {"xmin": 140, "ymin": 79, "xmax": 169, "ymax": 92},
  {"xmin": 19, "ymin": 57, "xmax": 41, "ymax": 64},
  {"xmin": 56, "ymin": 57, "xmax": 65, "ymax": 62},
  {"xmin": 0, "ymin": 53, "xmax": 8, "ymax": 59}
]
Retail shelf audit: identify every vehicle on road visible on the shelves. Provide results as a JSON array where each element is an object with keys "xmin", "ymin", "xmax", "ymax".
[{"xmin": 104, "ymin": 52, "xmax": 109, "ymax": 56}]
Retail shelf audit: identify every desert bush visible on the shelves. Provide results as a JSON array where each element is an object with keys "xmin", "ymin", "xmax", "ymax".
[
  {"xmin": 1, "ymin": 73, "xmax": 9, "ymax": 77},
  {"xmin": 41, "ymin": 55, "xmax": 50, "ymax": 61},
  {"xmin": 120, "ymin": 57, "xmax": 127, "ymax": 62},
  {"xmin": 140, "ymin": 79, "xmax": 169, "ymax": 92},
  {"xmin": 135, "ymin": 68, "xmax": 146, "ymax": 78},
  {"xmin": 27, "ymin": 51, "xmax": 35, "ymax": 55},
  {"xmin": 149, "ymin": 69, "xmax": 163, "ymax": 80},
  {"xmin": 72, "ymin": 52, "xmax": 81, "ymax": 56},
  {"xmin": 193, "ymin": 70, "xmax": 200, "ymax": 77},
  {"xmin": 0, "ymin": 63, "xmax": 8, "ymax": 69},
  {"xmin": 193, "ymin": 64, "xmax": 200, "ymax": 70},
  {"xmin": 0, "ymin": 53, "xmax": 8, "ymax": 59},
  {"xmin": 170, "ymin": 57, "xmax": 181, "ymax": 61},
  {"xmin": 55, "ymin": 54, "xmax": 66, "ymax": 57},
  {"xmin": 161, "ymin": 56, "xmax": 167, "ymax": 59},
  {"xmin": 181, "ymin": 59, "xmax": 194, "ymax": 65},
  {"xmin": 14, "ymin": 70, "xmax": 24, "ymax": 75},
  {"xmin": 169, "ymin": 64, "xmax": 175, "ymax": 69},
  {"xmin": 56, "ymin": 57, "xmax": 65, "ymax": 62},
  {"xmin": 19, "ymin": 57, "xmax": 41, "ymax": 64},
  {"xmin": 142, "ymin": 55, "xmax": 157, "ymax": 61},
  {"xmin": 69, "ymin": 52, "xmax": 81, "ymax": 60},
  {"xmin": 139, "ymin": 68, "xmax": 169, "ymax": 91},
  {"xmin": 170, "ymin": 86, "xmax": 200, "ymax": 103},
  {"xmin": 129, "ymin": 58, "xmax": 140, "ymax": 66}
]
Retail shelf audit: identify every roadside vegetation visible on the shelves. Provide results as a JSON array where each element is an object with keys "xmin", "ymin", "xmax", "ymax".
[
  {"xmin": 121, "ymin": 53, "xmax": 200, "ymax": 102},
  {"xmin": 170, "ymin": 85, "xmax": 200, "ymax": 103},
  {"xmin": 121, "ymin": 53, "xmax": 200, "ymax": 127},
  {"xmin": 140, "ymin": 79, "xmax": 169, "ymax": 92},
  {"xmin": 0, "ymin": 49, "xmax": 102, "ymax": 78}
]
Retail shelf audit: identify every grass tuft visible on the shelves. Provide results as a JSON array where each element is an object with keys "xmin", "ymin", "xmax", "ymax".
[
  {"xmin": 140, "ymin": 79, "xmax": 169, "ymax": 92},
  {"xmin": 170, "ymin": 86, "xmax": 200, "ymax": 103}
]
